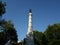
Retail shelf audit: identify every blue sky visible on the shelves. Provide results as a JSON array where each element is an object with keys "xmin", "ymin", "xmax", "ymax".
[{"xmin": 2, "ymin": 0, "xmax": 60, "ymax": 41}]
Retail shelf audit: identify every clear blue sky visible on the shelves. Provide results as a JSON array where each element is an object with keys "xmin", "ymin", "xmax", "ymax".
[{"xmin": 2, "ymin": 0, "xmax": 60, "ymax": 41}]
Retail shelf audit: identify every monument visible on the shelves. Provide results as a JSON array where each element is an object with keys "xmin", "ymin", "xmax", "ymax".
[{"xmin": 24, "ymin": 9, "xmax": 34, "ymax": 45}]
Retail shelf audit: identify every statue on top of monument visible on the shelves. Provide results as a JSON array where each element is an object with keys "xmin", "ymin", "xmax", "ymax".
[{"xmin": 29, "ymin": 9, "xmax": 32, "ymax": 13}]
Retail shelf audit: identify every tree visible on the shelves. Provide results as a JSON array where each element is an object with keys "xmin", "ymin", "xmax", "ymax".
[
  {"xmin": 44, "ymin": 23, "xmax": 60, "ymax": 45},
  {"xmin": 0, "ymin": 1, "xmax": 6, "ymax": 16},
  {"xmin": 0, "ymin": 29, "xmax": 7, "ymax": 45},
  {"xmin": 0, "ymin": 1, "xmax": 18, "ymax": 45},
  {"xmin": 33, "ymin": 30, "xmax": 48, "ymax": 45},
  {"xmin": 48, "ymin": 39, "xmax": 60, "ymax": 45},
  {"xmin": 0, "ymin": 20, "xmax": 18, "ymax": 45},
  {"xmin": 18, "ymin": 41, "xmax": 24, "ymax": 45}
]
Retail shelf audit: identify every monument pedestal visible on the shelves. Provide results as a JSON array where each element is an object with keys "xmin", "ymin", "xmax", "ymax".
[{"xmin": 24, "ymin": 33, "xmax": 34, "ymax": 45}]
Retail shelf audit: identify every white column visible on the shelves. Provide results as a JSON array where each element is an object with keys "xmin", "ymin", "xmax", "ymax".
[{"xmin": 27, "ymin": 10, "xmax": 33, "ymax": 34}]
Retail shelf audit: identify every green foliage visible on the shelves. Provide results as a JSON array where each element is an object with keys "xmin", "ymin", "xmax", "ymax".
[
  {"xmin": 0, "ymin": 20, "xmax": 18, "ymax": 45},
  {"xmin": 45, "ymin": 23, "xmax": 60, "ymax": 40},
  {"xmin": 0, "ymin": 31, "xmax": 7, "ymax": 45},
  {"xmin": 11, "ymin": 41, "xmax": 18, "ymax": 45},
  {"xmin": 0, "ymin": 1, "xmax": 18, "ymax": 45},
  {"xmin": 0, "ymin": 1, "xmax": 6, "ymax": 16},
  {"xmin": 33, "ymin": 31, "xmax": 47, "ymax": 45},
  {"xmin": 48, "ymin": 39, "xmax": 60, "ymax": 45},
  {"xmin": 18, "ymin": 41, "xmax": 24, "ymax": 45},
  {"xmin": 33, "ymin": 23, "xmax": 60, "ymax": 45},
  {"xmin": 44, "ymin": 23, "xmax": 60, "ymax": 45},
  {"xmin": 4, "ymin": 20, "xmax": 14, "ymax": 29}
]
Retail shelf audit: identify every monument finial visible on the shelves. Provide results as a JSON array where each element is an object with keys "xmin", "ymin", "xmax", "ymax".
[{"xmin": 29, "ymin": 9, "xmax": 32, "ymax": 13}]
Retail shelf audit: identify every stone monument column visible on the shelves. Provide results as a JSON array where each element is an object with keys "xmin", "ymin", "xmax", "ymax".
[
  {"xmin": 27, "ymin": 9, "xmax": 33, "ymax": 36},
  {"xmin": 25, "ymin": 9, "xmax": 34, "ymax": 45}
]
